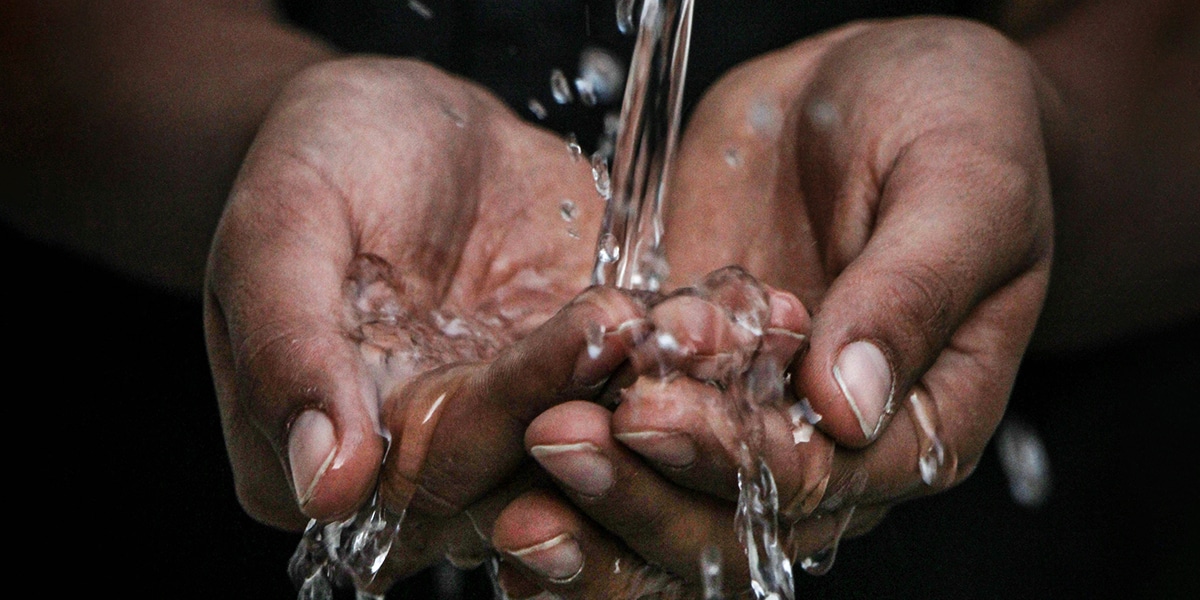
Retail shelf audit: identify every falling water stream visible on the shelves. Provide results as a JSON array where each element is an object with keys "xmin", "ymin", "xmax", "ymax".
[{"xmin": 591, "ymin": 1, "xmax": 801, "ymax": 599}]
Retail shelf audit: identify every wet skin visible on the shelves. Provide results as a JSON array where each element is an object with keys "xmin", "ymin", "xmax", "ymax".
[{"xmin": 206, "ymin": 16, "xmax": 1055, "ymax": 599}]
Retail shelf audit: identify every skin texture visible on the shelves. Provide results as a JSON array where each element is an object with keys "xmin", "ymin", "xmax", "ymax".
[
  {"xmin": 491, "ymin": 18, "xmax": 1058, "ymax": 598},
  {"xmin": 210, "ymin": 17, "xmax": 1059, "ymax": 597}
]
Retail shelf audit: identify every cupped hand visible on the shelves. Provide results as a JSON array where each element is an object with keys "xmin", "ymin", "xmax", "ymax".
[
  {"xmin": 488, "ymin": 16, "xmax": 1058, "ymax": 598},
  {"xmin": 203, "ymin": 56, "xmax": 644, "ymax": 585}
]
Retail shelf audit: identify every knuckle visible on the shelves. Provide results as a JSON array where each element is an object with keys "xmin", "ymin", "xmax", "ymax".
[
  {"xmin": 880, "ymin": 262, "xmax": 957, "ymax": 360},
  {"xmin": 569, "ymin": 285, "xmax": 646, "ymax": 327}
]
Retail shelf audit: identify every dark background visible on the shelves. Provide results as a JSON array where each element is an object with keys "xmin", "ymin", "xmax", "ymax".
[{"xmin": 9, "ymin": 217, "xmax": 1198, "ymax": 599}]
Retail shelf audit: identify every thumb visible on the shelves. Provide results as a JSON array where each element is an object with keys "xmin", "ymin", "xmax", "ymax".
[
  {"xmin": 207, "ymin": 166, "xmax": 385, "ymax": 528},
  {"xmin": 795, "ymin": 133, "xmax": 1051, "ymax": 448}
]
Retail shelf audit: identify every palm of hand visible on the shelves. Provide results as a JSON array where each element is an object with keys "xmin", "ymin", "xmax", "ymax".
[{"xmin": 206, "ymin": 57, "xmax": 606, "ymax": 534}]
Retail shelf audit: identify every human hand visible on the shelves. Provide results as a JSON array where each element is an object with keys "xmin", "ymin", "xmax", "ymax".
[
  {"xmin": 487, "ymin": 16, "xmax": 1057, "ymax": 598},
  {"xmin": 203, "ymin": 56, "xmax": 647, "ymax": 588}
]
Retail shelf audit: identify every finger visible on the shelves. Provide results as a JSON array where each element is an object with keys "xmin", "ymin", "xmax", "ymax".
[
  {"xmin": 492, "ymin": 488, "xmax": 690, "ymax": 600},
  {"xmin": 207, "ymin": 165, "xmax": 387, "ymax": 527},
  {"xmin": 378, "ymin": 286, "xmax": 647, "ymax": 519},
  {"xmin": 614, "ymin": 285, "xmax": 823, "ymax": 514},
  {"xmin": 612, "ymin": 376, "xmax": 836, "ymax": 518},
  {"xmin": 525, "ymin": 401, "xmax": 750, "ymax": 590}
]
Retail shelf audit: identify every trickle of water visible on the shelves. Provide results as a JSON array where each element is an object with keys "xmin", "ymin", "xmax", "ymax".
[
  {"xmin": 550, "ymin": 69, "xmax": 574, "ymax": 104},
  {"xmin": 907, "ymin": 391, "xmax": 955, "ymax": 488},
  {"xmin": 736, "ymin": 456, "xmax": 795, "ymax": 600},
  {"xmin": 796, "ymin": 506, "xmax": 855, "ymax": 576},
  {"xmin": 629, "ymin": 246, "xmax": 669, "ymax": 292}
]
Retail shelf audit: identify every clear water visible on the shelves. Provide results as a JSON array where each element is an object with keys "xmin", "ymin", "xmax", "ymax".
[{"xmin": 590, "ymin": 0, "xmax": 693, "ymax": 294}]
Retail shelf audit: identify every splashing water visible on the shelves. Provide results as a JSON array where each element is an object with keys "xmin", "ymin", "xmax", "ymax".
[{"xmin": 288, "ymin": 492, "xmax": 404, "ymax": 600}]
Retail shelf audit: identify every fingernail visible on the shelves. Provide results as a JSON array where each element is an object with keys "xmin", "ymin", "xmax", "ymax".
[
  {"xmin": 613, "ymin": 431, "xmax": 696, "ymax": 468},
  {"xmin": 288, "ymin": 410, "xmax": 337, "ymax": 507},
  {"xmin": 530, "ymin": 443, "xmax": 613, "ymax": 497},
  {"xmin": 507, "ymin": 533, "xmax": 585, "ymax": 582},
  {"xmin": 833, "ymin": 341, "xmax": 894, "ymax": 441}
]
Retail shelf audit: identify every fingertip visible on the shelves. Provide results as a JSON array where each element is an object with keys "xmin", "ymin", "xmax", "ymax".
[
  {"xmin": 493, "ymin": 491, "xmax": 585, "ymax": 583},
  {"xmin": 797, "ymin": 337, "xmax": 897, "ymax": 448},
  {"xmin": 287, "ymin": 408, "xmax": 384, "ymax": 521},
  {"xmin": 764, "ymin": 286, "xmax": 811, "ymax": 333},
  {"xmin": 832, "ymin": 340, "xmax": 896, "ymax": 442},
  {"xmin": 289, "ymin": 409, "xmax": 337, "ymax": 508},
  {"xmin": 525, "ymin": 400, "xmax": 612, "ymax": 450}
]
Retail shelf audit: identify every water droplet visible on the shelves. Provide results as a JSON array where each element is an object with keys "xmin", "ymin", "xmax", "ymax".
[
  {"xmin": 574, "ymin": 77, "xmax": 598, "ymax": 106},
  {"xmin": 788, "ymin": 398, "xmax": 823, "ymax": 426},
  {"xmin": 442, "ymin": 106, "xmax": 466, "ymax": 128},
  {"xmin": 700, "ymin": 545, "xmax": 723, "ymax": 600},
  {"xmin": 586, "ymin": 322, "xmax": 606, "ymax": 359},
  {"xmin": 908, "ymin": 391, "xmax": 955, "ymax": 487},
  {"xmin": 598, "ymin": 233, "xmax": 620, "ymax": 263},
  {"xmin": 577, "ymin": 46, "xmax": 626, "ymax": 105},
  {"xmin": 996, "ymin": 416, "xmax": 1052, "ymax": 508},
  {"xmin": 559, "ymin": 199, "xmax": 579, "ymax": 222},
  {"xmin": 724, "ymin": 147, "xmax": 743, "ymax": 167},
  {"xmin": 806, "ymin": 97, "xmax": 840, "ymax": 130},
  {"xmin": 567, "ymin": 227, "xmax": 581, "ymax": 239},
  {"xmin": 566, "ymin": 133, "xmax": 583, "ymax": 160},
  {"xmin": 616, "ymin": 0, "xmax": 636, "ymax": 34},
  {"xmin": 550, "ymin": 69, "xmax": 574, "ymax": 104},
  {"xmin": 591, "ymin": 152, "xmax": 612, "ymax": 200},
  {"xmin": 407, "ymin": 0, "xmax": 434, "ymax": 20},
  {"xmin": 604, "ymin": 111, "xmax": 622, "ymax": 136},
  {"xmin": 655, "ymin": 331, "xmax": 680, "ymax": 352},
  {"xmin": 792, "ymin": 421, "xmax": 814, "ymax": 444},
  {"xmin": 798, "ymin": 506, "xmax": 856, "ymax": 576},
  {"xmin": 527, "ymin": 98, "xmax": 548, "ymax": 120},
  {"xmin": 749, "ymin": 98, "xmax": 783, "ymax": 138}
]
